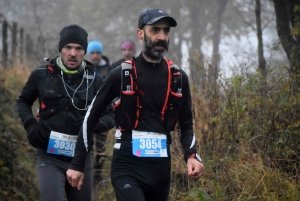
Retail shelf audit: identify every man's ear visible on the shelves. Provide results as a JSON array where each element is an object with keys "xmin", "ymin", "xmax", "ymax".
[{"xmin": 136, "ymin": 29, "xmax": 144, "ymax": 41}]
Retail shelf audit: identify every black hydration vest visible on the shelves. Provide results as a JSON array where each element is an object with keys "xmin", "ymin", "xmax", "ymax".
[
  {"xmin": 113, "ymin": 58, "xmax": 183, "ymax": 132},
  {"xmin": 38, "ymin": 64, "xmax": 97, "ymax": 119}
]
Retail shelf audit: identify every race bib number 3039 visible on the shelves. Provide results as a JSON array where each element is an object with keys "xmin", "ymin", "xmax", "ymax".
[
  {"xmin": 132, "ymin": 130, "xmax": 168, "ymax": 157},
  {"xmin": 47, "ymin": 131, "xmax": 77, "ymax": 157}
]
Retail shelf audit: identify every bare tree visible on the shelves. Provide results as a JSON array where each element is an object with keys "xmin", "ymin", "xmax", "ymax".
[
  {"xmin": 32, "ymin": 0, "xmax": 45, "ymax": 57},
  {"xmin": 2, "ymin": 20, "xmax": 8, "ymax": 68},
  {"xmin": 212, "ymin": 0, "xmax": 228, "ymax": 70},
  {"xmin": 11, "ymin": 22, "xmax": 17, "ymax": 65},
  {"xmin": 273, "ymin": 0, "xmax": 300, "ymax": 77},
  {"xmin": 256, "ymin": 0, "xmax": 267, "ymax": 77},
  {"xmin": 19, "ymin": 27, "xmax": 24, "ymax": 64}
]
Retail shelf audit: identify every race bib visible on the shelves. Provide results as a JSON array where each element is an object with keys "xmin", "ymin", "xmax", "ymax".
[
  {"xmin": 132, "ymin": 130, "xmax": 168, "ymax": 157},
  {"xmin": 47, "ymin": 131, "xmax": 77, "ymax": 157}
]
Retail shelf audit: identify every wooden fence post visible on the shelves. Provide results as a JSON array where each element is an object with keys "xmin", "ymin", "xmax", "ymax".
[
  {"xmin": 11, "ymin": 22, "xmax": 17, "ymax": 64},
  {"xmin": 2, "ymin": 20, "xmax": 8, "ymax": 68},
  {"xmin": 25, "ymin": 33, "xmax": 33, "ymax": 62},
  {"xmin": 19, "ymin": 28, "xmax": 24, "ymax": 64}
]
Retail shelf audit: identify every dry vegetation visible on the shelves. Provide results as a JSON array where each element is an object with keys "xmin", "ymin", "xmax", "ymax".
[
  {"xmin": 0, "ymin": 65, "xmax": 39, "ymax": 201},
  {"xmin": 0, "ymin": 55, "xmax": 300, "ymax": 200}
]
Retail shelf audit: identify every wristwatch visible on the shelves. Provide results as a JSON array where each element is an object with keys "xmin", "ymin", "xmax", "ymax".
[{"xmin": 188, "ymin": 153, "xmax": 202, "ymax": 163}]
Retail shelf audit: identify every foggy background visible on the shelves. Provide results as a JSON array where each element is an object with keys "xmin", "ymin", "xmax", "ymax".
[
  {"xmin": 2, "ymin": 1, "xmax": 300, "ymax": 200},
  {"xmin": 0, "ymin": 0, "xmax": 288, "ymax": 78}
]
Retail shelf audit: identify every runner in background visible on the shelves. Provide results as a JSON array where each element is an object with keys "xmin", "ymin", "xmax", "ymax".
[{"xmin": 110, "ymin": 40, "xmax": 135, "ymax": 70}]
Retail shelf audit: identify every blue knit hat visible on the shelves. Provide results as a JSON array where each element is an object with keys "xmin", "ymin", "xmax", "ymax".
[{"xmin": 87, "ymin": 40, "xmax": 103, "ymax": 55}]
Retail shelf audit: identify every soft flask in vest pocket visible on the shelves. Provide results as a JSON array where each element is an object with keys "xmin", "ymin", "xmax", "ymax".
[
  {"xmin": 40, "ymin": 67, "xmax": 62, "ymax": 120},
  {"xmin": 114, "ymin": 61, "xmax": 138, "ymax": 131},
  {"xmin": 164, "ymin": 63, "xmax": 183, "ymax": 131}
]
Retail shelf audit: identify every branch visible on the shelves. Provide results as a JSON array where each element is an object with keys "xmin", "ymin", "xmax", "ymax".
[
  {"xmin": 261, "ymin": 12, "xmax": 275, "ymax": 30},
  {"xmin": 31, "ymin": 0, "xmax": 45, "ymax": 55},
  {"xmin": 234, "ymin": 5, "xmax": 256, "ymax": 32}
]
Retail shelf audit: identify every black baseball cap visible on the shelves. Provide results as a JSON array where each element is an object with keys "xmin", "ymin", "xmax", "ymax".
[{"xmin": 138, "ymin": 8, "xmax": 177, "ymax": 29}]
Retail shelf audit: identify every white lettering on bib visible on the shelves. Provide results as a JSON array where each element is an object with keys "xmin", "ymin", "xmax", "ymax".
[
  {"xmin": 47, "ymin": 131, "xmax": 77, "ymax": 157},
  {"xmin": 132, "ymin": 130, "xmax": 168, "ymax": 157}
]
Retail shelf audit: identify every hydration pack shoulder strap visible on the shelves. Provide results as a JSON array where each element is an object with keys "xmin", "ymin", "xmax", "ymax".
[{"xmin": 118, "ymin": 58, "xmax": 182, "ymax": 127}]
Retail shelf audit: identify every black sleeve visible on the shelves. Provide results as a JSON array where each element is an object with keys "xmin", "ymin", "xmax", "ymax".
[
  {"xmin": 16, "ymin": 68, "xmax": 40, "ymax": 129},
  {"xmin": 92, "ymin": 72, "xmax": 115, "ymax": 133},
  {"xmin": 177, "ymin": 70, "xmax": 198, "ymax": 162},
  {"xmin": 70, "ymin": 67, "xmax": 121, "ymax": 172},
  {"xmin": 93, "ymin": 103, "xmax": 115, "ymax": 134}
]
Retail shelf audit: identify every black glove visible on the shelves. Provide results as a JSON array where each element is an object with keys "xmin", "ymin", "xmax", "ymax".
[{"xmin": 24, "ymin": 118, "xmax": 48, "ymax": 149}]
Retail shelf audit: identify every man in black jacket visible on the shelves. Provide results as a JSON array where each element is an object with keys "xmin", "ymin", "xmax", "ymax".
[
  {"xmin": 67, "ymin": 9, "xmax": 204, "ymax": 201},
  {"xmin": 17, "ymin": 24, "xmax": 114, "ymax": 201},
  {"xmin": 87, "ymin": 40, "xmax": 111, "ymax": 79},
  {"xmin": 110, "ymin": 40, "xmax": 136, "ymax": 70}
]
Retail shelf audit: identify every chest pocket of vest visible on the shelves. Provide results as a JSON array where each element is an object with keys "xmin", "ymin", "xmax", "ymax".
[
  {"xmin": 113, "ymin": 62, "xmax": 139, "ymax": 131},
  {"xmin": 114, "ymin": 90, "xmax": 137, "ymax": 131},
  {"xmin": 43, "ymin": 75, "xmax": 62, "ymax": 105},
  {"xmin": 164, "ymin": 67, "xmax": 183, "ymax": 131},
  {"xmin": 40, "ymin": 74, "xmax": 63, "ymax": 120},
  {"xmin": 164, "ymin": 91, "xmax": 183, "ymax": 130},
  {"xmin": 43, "ymin": 75, "xmax": 62, "ymax": 98}
]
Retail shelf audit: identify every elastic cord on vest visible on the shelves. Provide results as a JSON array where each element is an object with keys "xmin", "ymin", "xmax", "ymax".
[
  {"xmin": 161, "ymin": 61, "xmax": 172, "ymax": 121},
  {"xmin": 60, "ymin": 70, "xmax": 90, "ymax": 111},
  {"xmin": 57, "ymin": 71, "xmax": 95, "ymax": 93}
]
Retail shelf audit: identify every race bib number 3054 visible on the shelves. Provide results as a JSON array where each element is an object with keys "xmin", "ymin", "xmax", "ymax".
[
  {"xmin": 47, "ymin": 131, "xmax": 77, "ymax": 157},
  {"xmin": 132, "ymin": 130, "xmax": 168, "ymax": 157}
]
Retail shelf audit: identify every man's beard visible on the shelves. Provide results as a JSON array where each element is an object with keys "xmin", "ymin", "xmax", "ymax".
[
  {"xmin": 91, "ymin": 57, "xmax": 100, "ymax": 66},
  {"xmin": 143, "ymin": 33, "xmax": 169, "ymax": 60}
]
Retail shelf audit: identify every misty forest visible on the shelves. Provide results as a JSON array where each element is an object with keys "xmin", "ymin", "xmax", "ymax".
[{"xmin": 1, "ymin": 0, "xmax": 300, "ymax": 200}]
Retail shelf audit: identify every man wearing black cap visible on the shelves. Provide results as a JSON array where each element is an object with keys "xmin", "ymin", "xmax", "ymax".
[
  {"xmin": 67, "ymin": 8, "xmax": 204, "ymax": 201},
  {"xmin": 17, "ymin": 24, "xmax": 114, "ymax": 201}
]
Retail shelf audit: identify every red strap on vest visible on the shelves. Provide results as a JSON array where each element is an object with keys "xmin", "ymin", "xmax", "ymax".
[
  {"xmin": 161, "ymin": 59, "xmax": 174, "ymax": 121},
  {"xmin": 124, "ymin": 60, "xmax": 141, "ymax": 129},
  {"xmin": 132, "ymin": 61, "xmax": 141, "ymax": 129},
  {"xmin": 47, "ymin": 66, "xmax": 54, "ymax": 72},
  {"xmin": 123, "ymin": 58, "xmax": 175, "ymax": 128}
]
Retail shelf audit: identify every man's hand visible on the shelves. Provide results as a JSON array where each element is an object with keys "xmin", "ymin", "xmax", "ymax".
[
  {"xmin": 187, "ymin": 158, "xmax": 204, "ymax": 178},
  {"xmin": 66, "ymin": 169, "xmax": 84, "ymax": 190}
]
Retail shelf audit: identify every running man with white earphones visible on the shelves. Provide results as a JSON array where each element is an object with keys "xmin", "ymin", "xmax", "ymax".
[{"xmin": 17, "ymin": 24, "xmax": 115, "ymax": 201}]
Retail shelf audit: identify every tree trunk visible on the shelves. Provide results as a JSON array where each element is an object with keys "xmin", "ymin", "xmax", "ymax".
[
  {"xmin": 273, "ymin": 0, "xmax": 294, "ymax": 61},
  {"xmin": 33, "ymin": 0, "xmax": 45, "ymax": 57},
  {"xmin": 19, "ymin": 28, "xmax": 24, "ymax": 64},
  {"xmin": 2, "ymin": 21, "xmax": 8, "ymax": 69},
  {"xmin": 212, "ymin": 0, "xmax": 228, "ymax": 73},
  {"xmin": 273, "ymin": 0, "xmax": 300, "ymax": 77},
  {"xmin": 168, "ymin": 6, "xmax": 182, "ymax": 65},
  {"xmin": 289, "ymin": 0, "xmax": 300, "ymax": 77},
  {"xmin": 189, "ymin": 3, "xmax": 204, "ymax": 90},
  {"xmin": 255, "ymin": 0, "xmax": 267, "ymax": 77},
  {"xmin": 11, "ymin": 22, "xmax": 17, "ymax": 66},
  {"xmin": 208, "ymin": 0, "xmax": 228, "ymax": 151},
  {"xmin": 26, "ymin": 34, "xmax": 33, "ymax": 62}
]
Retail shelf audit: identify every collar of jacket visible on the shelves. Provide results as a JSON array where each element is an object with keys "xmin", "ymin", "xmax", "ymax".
[
  {"xmin": 49, "ymin": 57, "xmax": 95, "ymax": 75},
  {"xmin": 137, "ymin": 52, "xmax": 165, "ymax": 72}
]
